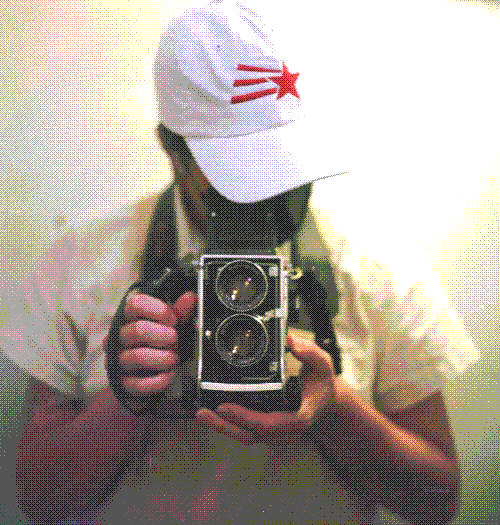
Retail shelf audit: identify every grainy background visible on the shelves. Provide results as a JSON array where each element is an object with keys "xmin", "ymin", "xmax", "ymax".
[{"xmin": 1, "ymin": 1, "xmax": 498, "ymax": 523}]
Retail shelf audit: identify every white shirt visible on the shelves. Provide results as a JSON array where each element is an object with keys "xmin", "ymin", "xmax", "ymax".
[{"xmin": 0, "ymin": 179, "xmax": 479, "ymax": 524}]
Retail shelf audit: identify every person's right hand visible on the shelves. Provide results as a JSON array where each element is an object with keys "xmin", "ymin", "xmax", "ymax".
[{"xmin": 110, "ymin": 291, "xmax": 196, "ymax": 397}]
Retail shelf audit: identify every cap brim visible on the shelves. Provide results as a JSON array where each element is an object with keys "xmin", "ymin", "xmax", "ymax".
[{"xmin": 185, "ymin": 117, "xmax": 346, "ymax": 203}]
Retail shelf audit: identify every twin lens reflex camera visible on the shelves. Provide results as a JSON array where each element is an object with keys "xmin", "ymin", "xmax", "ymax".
[{"xmin": 194, "ymin": 252, "xmax": 294, "ymax": 412}]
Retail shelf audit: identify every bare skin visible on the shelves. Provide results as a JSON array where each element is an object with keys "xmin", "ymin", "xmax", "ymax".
[
  {"xmin": 17, "ymin": 292, "xmax": 195, "ymax": 524},
  {"xmin": 118, "ymin": 291, "xmax": 196, "ymax": 395}
]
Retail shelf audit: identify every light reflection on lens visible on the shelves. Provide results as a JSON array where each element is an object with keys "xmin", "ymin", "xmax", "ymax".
[
  {"xmin": 215, "ymin": 315, "xmax": 268, "ymax": 367},
  {"xmin": 216, "ymin": 261, "xmax": 267, "ymax": 311}
]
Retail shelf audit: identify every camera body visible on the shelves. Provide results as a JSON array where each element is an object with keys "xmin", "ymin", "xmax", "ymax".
[
  {"xmin": 196, "ymin": 253, "xmax": 289, "ymax": 412},
  {"xmin": 106, "ymin": 187, "xmax": 320, "ymax": 418}
]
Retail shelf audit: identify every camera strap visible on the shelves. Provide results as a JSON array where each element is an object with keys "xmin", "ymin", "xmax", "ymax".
[
  {"xmin": 288, "ymin": 265, "xmax": 342, "ymax": 376},
  {"xmin": 107, "ymin": 184, "xmax": 342, "ymax": 418},
  {"xmin": 140, "ymin": 184, "xmax": 341, "ymax": 374}
]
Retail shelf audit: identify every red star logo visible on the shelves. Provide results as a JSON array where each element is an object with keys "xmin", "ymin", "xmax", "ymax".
[{"xmin": 269, "ymin": 62, "xmax": 300, "ymax": 100}]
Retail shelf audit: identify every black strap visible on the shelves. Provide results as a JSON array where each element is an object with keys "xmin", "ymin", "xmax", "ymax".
[
  {"xmin": 106, "ymin": 268, "xmax": 199, "ymax": 418},
  {"xmin": 141, "ymin": 184, "xmax": 341, "ymax": 374},
  {"xmin": 293, "ymin": 267, "xmax": 341, "ymax": 375},
  {"xmin": 107, "ymin": 186, "xmax": 198, "ymax": 418},
  {"xmin": 141, "ymin": 185, "xmax": 179, "ymax": 283},
  {"xmin": 290, "ymin": 221, "xmax": 341, "ymax": 375},
  {"xmin": 107, "ymin": 184, "xmax": 341, "ymax": 418}
]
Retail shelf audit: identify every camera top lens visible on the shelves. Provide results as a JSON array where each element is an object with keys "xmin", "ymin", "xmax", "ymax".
[{"xmin": 215, "ymin": 260, "xmax": 268, "ymax": 312}]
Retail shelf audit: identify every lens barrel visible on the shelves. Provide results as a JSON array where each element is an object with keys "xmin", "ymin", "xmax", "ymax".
[
  {"xmin": 215, "ymin": 260, "xmax": 268, "ymax": 312},
  {"xmin": 215, "ymin": 314, "xmax": 268, "ymax": 367}
]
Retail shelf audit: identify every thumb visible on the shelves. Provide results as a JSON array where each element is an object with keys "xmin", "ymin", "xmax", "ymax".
[{"xmin": 286, "ymin": 332, "xmax": 334, "ymax": 372}]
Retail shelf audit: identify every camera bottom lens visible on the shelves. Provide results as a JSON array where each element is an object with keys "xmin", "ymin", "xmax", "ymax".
[{"xmin": 215, "ymin": 314, "xmax": 268, "ymax": 367}]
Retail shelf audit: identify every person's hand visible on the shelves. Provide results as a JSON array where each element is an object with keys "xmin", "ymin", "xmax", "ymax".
[
  {"xmin": 195, "ymin": 332, "xmax": 336, "ymax": 446},
  {"xmin": 106, "ymin": 291, "xmax": 196, "ymax": 397}
]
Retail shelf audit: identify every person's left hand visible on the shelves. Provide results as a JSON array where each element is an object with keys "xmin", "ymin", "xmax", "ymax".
[{"xmin": 195, "ymin": 332, "xmax": 337, "ymax": 446}]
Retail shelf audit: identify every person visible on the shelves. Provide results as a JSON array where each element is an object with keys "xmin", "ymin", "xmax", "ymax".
[{"xmin": 3, "ymin": 1, "xmax": 479, "ymax": 524}]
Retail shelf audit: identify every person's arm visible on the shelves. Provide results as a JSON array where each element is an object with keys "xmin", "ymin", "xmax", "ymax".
[
  {"xmin": 17, "ymin": 379, "xmax": 150, "ymax": 524},
  {"xmin": 17, "ymin": 291, "xmax": 197, "ymax": 525},
  {"xmin": 197, "ymin": 335, "xmax": 460, "ymax": 525},
  {"xmin": 309, "ymin": 378, "xmax": 460, "ymax": 525}
]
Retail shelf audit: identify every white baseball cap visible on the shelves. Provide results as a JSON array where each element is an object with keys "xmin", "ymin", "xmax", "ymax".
[{"xmin": 153, "ymin": 0, "xmax": 346, "ymax": 203}]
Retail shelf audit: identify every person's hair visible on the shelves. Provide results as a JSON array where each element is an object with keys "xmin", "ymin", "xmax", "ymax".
[{"xmin": 156, "ymin": 122, "xmax": 193, "ymax": 168}]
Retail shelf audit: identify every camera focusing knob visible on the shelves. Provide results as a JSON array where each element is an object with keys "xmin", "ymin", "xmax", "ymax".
[{"xmin": 286, "ymin": 267, "xmax": 304, "ymax": 280}]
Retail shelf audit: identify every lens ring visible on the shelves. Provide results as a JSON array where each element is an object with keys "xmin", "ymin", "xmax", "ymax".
[
  {"xmin": 215, "ymin": 314, "xmax": 268, "ymax": 367},
  {"xmin": 215, "ymin": 260, "xmax": 268, "ymax": 312}
]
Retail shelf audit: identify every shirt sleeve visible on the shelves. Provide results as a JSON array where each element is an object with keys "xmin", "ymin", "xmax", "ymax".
[
  {"xmin": 322, "ymin": 215, "xmax": 480, "ymax": 414},
  {"xmin": 0, "ymin": 231, "xmax": 83, "ymax": 395},
  {"xmin": 364, "ymin": 249, "xmax": 480, "ymax": 414}
]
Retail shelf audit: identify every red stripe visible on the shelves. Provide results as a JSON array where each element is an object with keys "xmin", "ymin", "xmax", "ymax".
[
  {"xmin": 233, "ymin": 77, "xmax": 269, "ymax": 87},
  {"xmin": 237, "ymin": 64, "xmax": 282, "ymax": 73},
  {"xmin": 230, "ymin": 87, "xmax": 278, "ymax": 104}
]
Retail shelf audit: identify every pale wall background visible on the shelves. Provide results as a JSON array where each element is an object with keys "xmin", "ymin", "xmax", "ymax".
[{"xmin": 1, "ymin": 1, "xmax": 499, "ymax": 524}]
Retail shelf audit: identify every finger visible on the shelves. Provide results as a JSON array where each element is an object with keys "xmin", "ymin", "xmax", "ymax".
[
  {"xmin": 215, "ymin": 404, "xmax": 307, "ymax": 439},
  {"xmin": 122, "ymin": 371, "xmax": 176, "ymax": 395},
  {"xmin": 119, "ymin": 320, "xmax": 177, "ymax": 348},
  {"xmin": 296, "ymin": 382, "xmax": 335, "ymax": 422},
  {"xmin": 119, "ymin": 348, "xmax": 179, "ymax": 370},
  {"xmin": 196, "ymin": 408, "xmax": 257, "ymax": 445},
  {"xmin": 173, "ymin": 292, "xmax": 197, "ymax": 324},
  {"xmin": 124, "ymin": 294, "xmax": 177, "ymax": 326},
  {"xmin": 286, "ymin": 333, "xmax": 334, "ymax": 372}
]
